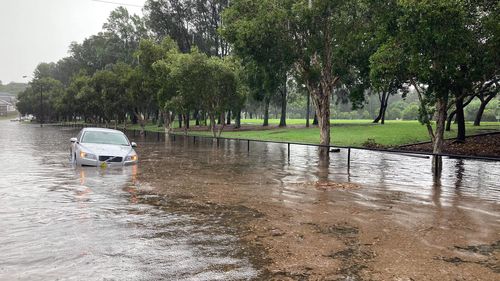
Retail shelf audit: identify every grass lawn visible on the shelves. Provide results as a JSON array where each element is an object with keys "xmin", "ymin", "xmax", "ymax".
[
  {"xmin": 188, "ymin": 119, "xmax": 500, "ymax": 147},
  {"xmin": 57, "ymin": 118, "xmax": 499, "ymax": 147}
]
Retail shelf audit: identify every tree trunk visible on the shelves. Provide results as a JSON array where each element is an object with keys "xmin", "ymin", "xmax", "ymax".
[
  {"xmin": 279, "ymin": 82, "xmax": 287, "ymax": 127},
  {"xmin": 455, "ymin": 96, "xmax": 466, "ymax": 142},
  {"xmin": 263, "ymin": 97, "xmax": 270, "ymax": 126},
  {"xmin": 314, "ymin": 97, "xmax": 330, "ymax": 147},
  {"xmin": 162, "ymin": 110, "xmax": 173, "ymax": 134},
  {"xmin": 209, "ymin": 114, "xmax": 216, "ymax": 138},
  {"xmin": 312, "ymin": 113, "xmax": 318, "ymax": 125},
  {"xmin": 474, "ymin": 102, "xmax": 486, "ymax": 126},
  {"xmin": 183, "ymin": 113, "xmax": 189, "ymax": 135},
  {"xmin": 306, "ymin": 92, "xmax": 310, "ymax": 128},
  {"xmin": 178, "ymin": 113, "xmax": 182, "ymax": 129},
  {"xmin": 474, "ymin": 94, "xmax": 495, "ymax": 126},
  {"xmin": 134, "ymin": 111, "xmax": 146, "ymax": 136},
  {"xmin": 381, "ymin": 93, "xmax": 390, "ymax": 124},
  {"xmin": 433, "ymin": 98, "xmax": 448, "ymax": 154},
  {"xmin": 235, "ymin": 110, "xmax": 241, "ymax": 129},
  {"xmin": 195, "ymin": 111, "xmax": 200, "ymax": 126},
  {"xmin": 226, "ymin": 110, "xmax": 231, "ymax": 125},
  {"xmin": 373, "ymin": 92, "xmax": 385, "ymax": 123},
  {"xmin": 217, "ymin": 112, "xmax": 226, "ymax": 137},
  {"xmin": 445, "ymin": 110, "xmax": 456, "ymax": 131},
  {"xmin": 373, "ymin": 91, "xmax": 390, "ymax": 124}
]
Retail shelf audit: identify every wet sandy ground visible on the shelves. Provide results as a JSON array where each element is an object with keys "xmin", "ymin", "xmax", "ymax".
[{"xmin": 134, "ymin": 136, "xmax": 500, "ymax": 281}]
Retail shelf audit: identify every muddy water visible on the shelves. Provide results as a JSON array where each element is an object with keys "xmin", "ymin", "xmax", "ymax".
[
  {"xmin": 0, "ymin": 122, "xmax": 258, "ymax": 280},
  {"xmin": 1, "ymin": 121, "xmax": 499, "ymax": 280}
]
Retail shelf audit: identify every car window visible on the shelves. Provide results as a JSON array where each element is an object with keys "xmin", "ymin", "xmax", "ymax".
[{"xmin": 81, "ymin": 131, "xmax": 130, "ymax": 146}]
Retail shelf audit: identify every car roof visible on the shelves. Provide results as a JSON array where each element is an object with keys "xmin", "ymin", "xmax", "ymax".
[{"xmin": 81, "ymin": 127, "xmax": 125, "ymax": 134}]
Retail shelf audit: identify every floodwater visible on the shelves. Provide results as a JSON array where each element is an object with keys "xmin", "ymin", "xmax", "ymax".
[{"xmin": 0, "ymin": 121, "xmax": 499, "ymax": 280}]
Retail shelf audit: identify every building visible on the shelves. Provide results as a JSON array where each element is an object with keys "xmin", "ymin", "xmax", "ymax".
[{"xmin": 0, "ymin": 99, "xmax": 15, "ymax": 116}]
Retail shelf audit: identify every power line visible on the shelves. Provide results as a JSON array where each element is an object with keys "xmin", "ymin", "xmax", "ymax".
[{"xmin": 90, "ymin": 0, "xmax": 143, "ymax": 8}]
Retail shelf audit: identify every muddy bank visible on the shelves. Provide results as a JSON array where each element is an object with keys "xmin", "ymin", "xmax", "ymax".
[
  {"xmin": 134, "ymin": 139, "xmax": 500, "ymax": 281},
  {"xmin": 401, "ymin": 133, "xmax": 500, "ymax": 157}
]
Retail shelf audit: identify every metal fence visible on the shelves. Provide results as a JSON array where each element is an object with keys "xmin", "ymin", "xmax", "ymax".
[{"xmin": 54, "ymin": 123, "xmax": 500, "ymax": 174}]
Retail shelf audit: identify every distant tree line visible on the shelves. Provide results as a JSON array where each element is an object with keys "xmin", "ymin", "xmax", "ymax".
[
  {"xmin": 0, "ymin": 81, "xmax": 27, "ymax": 96},
  {"xmin": 16, "ymin": 0, "xmax": 499, "ymax": 153}
]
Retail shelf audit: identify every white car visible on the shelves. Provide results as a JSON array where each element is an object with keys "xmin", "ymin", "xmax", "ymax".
[{"xmin": 70, "ymin": 128, "xmax": 138, "ymax": 167}]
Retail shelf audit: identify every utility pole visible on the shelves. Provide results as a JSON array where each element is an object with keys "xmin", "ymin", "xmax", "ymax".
[{"xmin": 40, "ymin": 84, "xmax": 43, "ymax": 127}]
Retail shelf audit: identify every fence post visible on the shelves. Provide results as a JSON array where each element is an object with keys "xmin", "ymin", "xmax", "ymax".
[
  {"xmin": 193, "ymin": 136, "xmax": 196, "ymax": 144},
  {"xmin": 217, "ymin": 137, "xmax": 220, "ymax": 147},
  {"xmin": 247, "ymin": 140, "xmax": 250, "ymax": 153},
  {"xmin": 157, "ymin": 131, "xmax": 160, "ymax": 141},
  {"xmin": 347, "ymin": 148, "xmax": 351, "ymax": 173},
  {"xmin": 288, "ymin": 143, "xmax": 290, "ymax": 162}
]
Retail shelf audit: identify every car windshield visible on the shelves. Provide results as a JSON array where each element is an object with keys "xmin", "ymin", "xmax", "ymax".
[{"xmin": 81, "ymin": 131, "xmax": 129, "ymax": 146}]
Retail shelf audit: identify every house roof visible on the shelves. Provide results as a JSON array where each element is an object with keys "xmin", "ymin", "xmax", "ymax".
[{"xmin": 0, "ymin": 99, "xmax": 12, "ymax": 106}]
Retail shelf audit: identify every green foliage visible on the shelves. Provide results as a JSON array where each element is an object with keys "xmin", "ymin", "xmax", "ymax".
[
  {"xmin": 0, "ymin": 82, "xmax": 27, "ymax": 95},
  {"xmin": 401, "ymin": 103, "xmax": 419, "ymax": 120}
]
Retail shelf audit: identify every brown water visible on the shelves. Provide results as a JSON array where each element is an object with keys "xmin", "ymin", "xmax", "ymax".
[{"xmin": 1, "ymin": 121, "xmax": 499, "ymax": 280}]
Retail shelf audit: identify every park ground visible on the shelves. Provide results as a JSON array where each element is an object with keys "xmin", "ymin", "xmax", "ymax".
[{"xmin": 125, "ymin": 119, "xmax": 500, "ymax": 148}]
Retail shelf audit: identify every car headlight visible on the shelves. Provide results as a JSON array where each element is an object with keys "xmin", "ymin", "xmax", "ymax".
[
  {"xmin": 125, "ymin": 154, "xmax": 138, "ymax": 161},
  {"xmin": 80, "ymin": 151, "xmax": 97, "ymax": 160}
]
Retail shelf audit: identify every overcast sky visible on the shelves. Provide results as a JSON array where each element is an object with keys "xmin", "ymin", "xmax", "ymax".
[{"xmin": 0, "ymin": 0, "xmax": 146, "ymax": 84}]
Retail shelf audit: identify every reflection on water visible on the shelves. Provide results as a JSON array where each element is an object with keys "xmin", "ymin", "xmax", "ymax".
[
  {"xmin": 0, "ymin": 122, "xmax": 258, "ymax": 281},
  {"xmin": 1, "ymin": 122, "xmax": 499, "ymax": 280}
]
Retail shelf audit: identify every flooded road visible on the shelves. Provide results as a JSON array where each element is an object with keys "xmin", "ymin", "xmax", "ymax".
[
  {"xmin": 1, "ymin": 121, "xmax": 499, "ymax": 280},
  {"xmin": 0, "ymin": 121, "xmax": 258, "ymax": 280}
]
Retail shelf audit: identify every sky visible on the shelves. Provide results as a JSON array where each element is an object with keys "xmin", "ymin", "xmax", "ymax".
[{"xmin": 0, "ymin": 0, "xmax": 146, "ymax": 84}]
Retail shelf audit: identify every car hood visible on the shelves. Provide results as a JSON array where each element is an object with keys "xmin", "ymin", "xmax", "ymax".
[{"xmin": 80, "ymin": 143, "xmax": 134, "ymax": 157}]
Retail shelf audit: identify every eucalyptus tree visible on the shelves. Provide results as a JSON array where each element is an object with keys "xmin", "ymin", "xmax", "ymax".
[
  {"xmin": 222, "ymin": 0, "xmax": 294, "ymax": 128},
  {"xmin": 144, "ymin": 0, "xmax": 229, "ymax": 56},
  {"xmin": 223, "ymin": 0, "xmax": 372, "ymax": 148},
  {"xmin": 103, "ymin": 6, "xmax": 149, "ymax": 63}
]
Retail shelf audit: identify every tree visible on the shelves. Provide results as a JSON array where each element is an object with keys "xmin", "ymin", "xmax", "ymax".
[
  {"xmin": 144, "ymin": 0, "xmax": 230, "ymax": 56},
  {"xmin": 377, "ymin": 0, "xmax": 481, "ymax": 153},
  {"xmin": 129, "ymin": 39, "xmax": 175, "ymax": 134},
  {"xmin": 223, "ymin": 0, "xmax": 374, "ymax": 148},
  {"xmin": 91, "ymin": 63, "xmax": 133, "ymax": 128},
  {"xmin": 16, "ymin": 77, "xmax": 64, "ymax": 123},
  {"xmin": 222, "ymin": 0, "xmax": 293, "ymax": 128},
  {"xmin": 155, "ymin": 48, "xmax": 241, "ymax": 137},
  {"xmin": 103, "ymin": 6, "xmax": 149, "ymax": 63},
  {"xmin": 369, "ymin": 39, "xmax": 408, "ymax": 124}
]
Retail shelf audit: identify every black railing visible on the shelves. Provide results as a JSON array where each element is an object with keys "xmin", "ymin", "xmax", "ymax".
[{"xmin": 51, "ymin": 123, "xmax": 500, "ymax": 174}]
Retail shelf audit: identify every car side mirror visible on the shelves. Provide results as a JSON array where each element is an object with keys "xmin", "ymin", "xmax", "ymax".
[
  {"xmin": 70, "ymin": 137, "xmax": 77, "ymax": 143},
  {"xmin": 131, "ymin": 142, "xmax": 137, "ymax": 148}
]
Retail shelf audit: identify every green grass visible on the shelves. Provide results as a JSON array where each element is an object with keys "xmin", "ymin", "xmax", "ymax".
[
  {"xmin": 189, "ymin": 119, "xmax": 500, "ymax": 147},
  {"xmin": 55, "ymin": 118, "xmax": 500, "ymax": 147}
]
